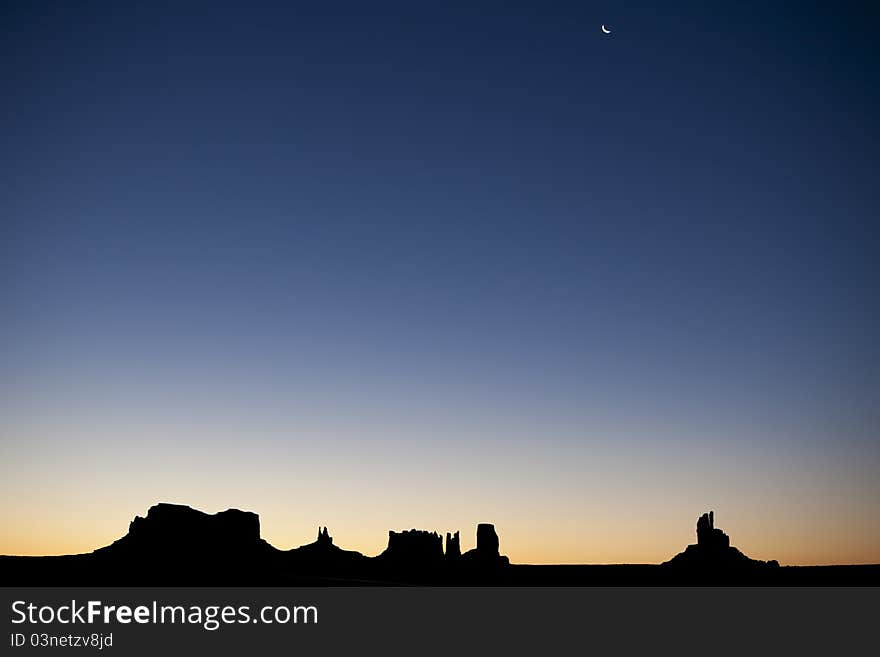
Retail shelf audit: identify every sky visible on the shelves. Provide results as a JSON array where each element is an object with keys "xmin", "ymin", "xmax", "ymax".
[{"xmin": 1, "ymin": 1, "xmax": 878, "ymax": 565}]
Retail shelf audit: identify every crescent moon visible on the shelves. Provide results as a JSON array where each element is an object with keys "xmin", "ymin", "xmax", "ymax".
[{"xmin": 601, "ymin": 25, "xmax": 611, "ymax": 34}]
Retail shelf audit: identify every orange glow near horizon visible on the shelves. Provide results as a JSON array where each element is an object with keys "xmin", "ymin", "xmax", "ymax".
[
  {"xmin": 2, "ymin": 402, "xmax": 878, "ymax": 567},
  {"xmin": 3, "ymin": 497, "xmax": 879, "ymax": 566}
]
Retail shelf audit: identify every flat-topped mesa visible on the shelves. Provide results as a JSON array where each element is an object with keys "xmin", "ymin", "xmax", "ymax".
[{"xmin": 119, "ymin": 503, "xmax": 262, "ymax": 555}]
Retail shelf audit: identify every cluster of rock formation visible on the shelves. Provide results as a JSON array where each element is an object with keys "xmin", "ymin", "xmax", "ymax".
[
  {"xmin": 2, "ymin": 502, "xmax": 799, "ymax": 585},
  {"xmin": 381, "ymin": 529, "xmax": 444, "ymax": 563},
  {"xmin": 378, "ymin": 523, "xmax": 507, "ymax": 568}
]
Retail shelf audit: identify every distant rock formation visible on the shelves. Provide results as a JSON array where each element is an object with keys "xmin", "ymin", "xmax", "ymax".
[
  {"xmin": 316, "ymin": 526, "xmax": 333, "ymax": 546},
  {"xmin": 116, "ymin": 503, "xmax": 263, "ymax": 555},
  {"xmin": 380, "ymin": 529, "xmax": 444, "ymax": 565},
  {"xmin": 286, "ymin": 525, "xmax": 366, "ymax": 572},
  {"xmin": 696, "ymin": 511, "xmax": 729, "ymax": 550},
  {"xmin": 462, "ymin": 523, "xmax": 509, "ymax": 566},
  {"xmin": 663, "ymin": 510, "xmax": 778, "ymax": 578},
  {"xmin": 446, "ymin": 531, "xmax": 461, "ymax": 559},
  {"xmin": 477, "ymin": 523, "xmax": 499, "ymax": 557},
  {"xmin": 83, "ymin": 503, "xmax": 276, "ymax": 584}
]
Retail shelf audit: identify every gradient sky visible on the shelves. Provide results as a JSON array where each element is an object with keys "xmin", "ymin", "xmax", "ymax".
[{"xmin": 2, "ymin": 1, "xmax": 878, "ymax": 565}]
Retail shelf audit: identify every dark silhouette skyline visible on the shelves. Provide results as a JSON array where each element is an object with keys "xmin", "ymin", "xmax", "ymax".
[{"xmin": 2, "ymin": 503, "xmax": 877, "ymax": 586}]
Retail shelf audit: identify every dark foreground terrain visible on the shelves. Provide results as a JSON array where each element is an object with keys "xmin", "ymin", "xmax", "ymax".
[{"xmin": 2, "ymin": 504, "xmax": 877, "ymax": 585}]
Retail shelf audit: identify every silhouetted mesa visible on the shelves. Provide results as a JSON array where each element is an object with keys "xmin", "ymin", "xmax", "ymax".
[
  {"xmin": 663, "ymin": 510, "xmax": 779, "ymax": 581},
  {"xmin": 120, "ymin": 503, "xmax": 262, "ymax": 554},
  {"xmin": 89, "ymin": 503, "xmax": 277, "ymax": 584}
]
